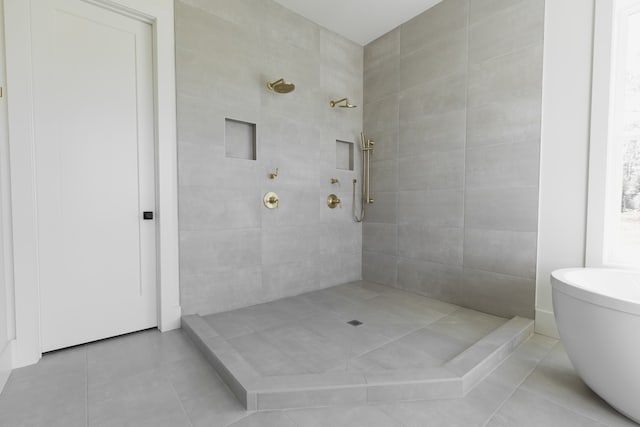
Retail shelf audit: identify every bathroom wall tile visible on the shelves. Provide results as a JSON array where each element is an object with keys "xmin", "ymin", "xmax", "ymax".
[
  {"xmin": 363, "ymin": 222, "xmax": 397, "ymax": 255},
  {"xmin": 400, "ymin": 30, "xmax": 467, "ymax": 90},
  {"xmin": 176, "ymin": 5, "xmax": 261, "ymax": 108},
  {"xmin": 175, "ymin": 2, "xmax": 257, "ymax": 59},
  {"xmin": 321, "ymin": 28, "xmax": 363, "ymax": 79},
  {"xmin": 178, "ymin": 150, "xmax": 260, "ymax": 188},
  {"xmin": 363, "ymin": 95, "xmax": 399, "ymax": 133},
  {"xmin": 365, "ymin": 128, "xmax": 398, "ymax": 162},
  {"xmin": 322, "ymin": 65, "xmax": 365, "ymax": 113},
  {"xmin": 467, "ymin": 43, "xmax": 543, "ymax": 110},
  {"xmin": 320, "ymin": 222, "xmax": 363, "ymax": 255},
  {"xmin": 175, "ymin": 94, "xmax": 226, "ymax": 152},
  {"xmin": 463, "ymin": 229, "xmax": 538, "ymax": 279},
  {"xmin": 260, "ymin": 189, "xmax": 320, "ymax": 228},
  {"xmin": 364, "ymin": 60, "xmax": 400, "ymax": 105},
  {"xmin": 364, "ymin": 28, "xmax": 400, "ymax": 72},
  {"xmin": 399, "ymin": 73, "xmax": 467, "ymax": 123},
  {"xmin": 466, "ymin": 95, "xmax": 542, "ymax": 147},
  {"xmin": 262, "ymin": 259, "xmax": 320, "ymax": 302},
  {"xmin": 178, "ymin": 0, "xmax": 267, "ymax": 31},
  {"xmin": 399, "ymin": 110, "xmax": 466, "ymax": 156},
  {"xmin": 317, "ymin": 252, "xmax": 362, "ymax": 289},
  {"xmin": 465, "ymin": 187, "xmax": 539, "ymax": 232},
  {"xmin": 262, "ymin": 225, "xmax": 320, "ymax": 265},
  {"xmin": 319, "ymin": 189, "xmax": 361, "ymax": 224},
  {"xmin": 180, "ymin": 267, "xmax": 263, "ymax": 315},
  {"xmin": 468, "ymin": 0, "xmax": 544, "ymax": 65},
  {"xmin": 179, "ymin": 186, "xmax": 262, "ymax": 231},
  {"xmin": 460, "ymin": 268, "xmax": 535, "ymax": 318},
  {"xmin": 465, "ymin": 140, "xmax": 540, "ymax": 190},
  {"xmin": 468, "ymin": 0, "xmax": 528, "ymax": 25},
  {"xmin": 370, "ymin": 159, "xmax": 398, "ymax": 193},
  {"xmin": 397, "ymin": 257, "xmax": 462, "ymax": 302},
  {"xmin": 398, "ymin": 150, "xmax": 465, "ymax": 191},
  {"xmin": 362, "ymin": 251, "xmax": 397, "ymax": 286},
  {"xmin": 261, "ymin": 0, "xmax": 320, "ymax": 51},
  {"xmin": 401, "ymin": 0, "xmax": 469, "ymax": 57},
  {"xmin": 398, "ymin": 225, "xmax": 463, "ymax": 265},
  {"xmin": 363, "ymin": 192, "xmax": 397, "ymax": 224},
  {"xmin": 398, "ymin": 190, "xmax": 464, "ymax": 228},
  {"xmin": 180, "ymin": 228, "xmax": 261, "ymax": 276}
]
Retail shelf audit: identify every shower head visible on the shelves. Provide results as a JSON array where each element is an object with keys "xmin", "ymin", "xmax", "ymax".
[
  {"xmin": 330, "ymin": 98, "xmax": 357, "ymax": 108},
  {"xmin": 267, "ymin": 78, "xmax": 295, "ymax": 93}
]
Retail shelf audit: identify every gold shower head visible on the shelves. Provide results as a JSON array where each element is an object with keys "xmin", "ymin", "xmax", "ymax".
[
  {"xmin": 330, "ymin": 97, "xmax": 357, "ymax": 108},
  {"xmin": 267, "ymin": 78, "xmax": 295, "ymax": 93}
]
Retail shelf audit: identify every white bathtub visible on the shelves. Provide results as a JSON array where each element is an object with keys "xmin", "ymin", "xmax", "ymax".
[{"xmin": 551, "ymin": 268, "xmax": 640, "ymax": 424}]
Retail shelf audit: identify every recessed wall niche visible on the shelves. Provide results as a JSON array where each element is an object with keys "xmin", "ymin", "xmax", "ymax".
[
  {"xmin": 336, "ymin": 140, "xmax": 354, "ymax": 171},
  {"xmin": 225, "ymin": 118, "xmax": 256, "ymax": 160}
]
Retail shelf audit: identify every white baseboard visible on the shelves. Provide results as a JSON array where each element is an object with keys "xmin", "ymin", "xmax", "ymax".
[
  {"xmin": 160, "ymin": 304, "xmax": 182, "ymax": 332},
  {"xmin": 535, "ymin": 308, "xmax": 560, "ymax": 338},
  {"xmin": 0, "ymin": 341, "xmax": 13, "ymax": 393}
]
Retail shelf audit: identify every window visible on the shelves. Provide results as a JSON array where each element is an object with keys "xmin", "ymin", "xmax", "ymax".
[{"xmin": 588, "ymin": 0, "xmax": 640, "ymax": 268}]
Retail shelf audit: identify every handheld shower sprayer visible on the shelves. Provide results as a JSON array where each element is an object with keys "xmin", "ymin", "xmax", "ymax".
[{"xmin": 353, "ymin": 132, "xmax": 375, "ymax": 223}]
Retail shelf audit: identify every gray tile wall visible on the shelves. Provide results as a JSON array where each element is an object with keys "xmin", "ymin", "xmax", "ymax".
[
  {"xmin": 175, "ymin": 0, "xmax": 364, "ymax": 315},
  {"xmin": 363, "ymin": 0, "xmax": 544, "ymax": 318}
]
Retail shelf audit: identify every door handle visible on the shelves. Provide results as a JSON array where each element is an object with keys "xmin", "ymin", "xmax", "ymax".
[{"xmin": 143, "ymin": 211, "xmax": 154, "ymax": 220}]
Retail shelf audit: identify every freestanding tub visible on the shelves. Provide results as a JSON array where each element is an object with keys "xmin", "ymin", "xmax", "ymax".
[{"xmin": 551, "ymin": 268, "xmax": 640, "ymax": 424}]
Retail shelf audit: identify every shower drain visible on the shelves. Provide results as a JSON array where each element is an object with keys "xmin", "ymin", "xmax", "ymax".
[{"xmin": 347, "ymin": 320, "xmax": 363, "ymax": 326}]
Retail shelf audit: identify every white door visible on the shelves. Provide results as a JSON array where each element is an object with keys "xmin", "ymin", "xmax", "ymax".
[{"xmin": 30, "ymin": 0, "xmax": 157, "ymax": 352}]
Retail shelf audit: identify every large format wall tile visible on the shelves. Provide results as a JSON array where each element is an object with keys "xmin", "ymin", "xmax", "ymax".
[
  {"xmin": 468, "ymin": 0, "xmax": 544, "ymax": 65},
  {"xmin": 176, "ymin": 0, "xmax": 364, "ymax": 315},
  {"xmin": 400, "ymin": 0, "xmax": 468, "ymax": 57},
  {"xmin": 362, "ymin": 0, "xmax": 544, "ymax": 319}
]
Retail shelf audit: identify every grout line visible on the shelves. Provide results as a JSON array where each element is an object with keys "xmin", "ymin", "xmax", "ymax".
[
  {"xmin": 282, "ymin": 411, "xmax": 301, "ymax": 426},
  {"xmin": 461, "ymin": 0, "xmax": 471, "ymax": 274},
  {"xmin": 84, "ymin": 344, "xmax": 89, "ymax": 427},
  {"xmin": 480, "ymin": 336, "xmax": 555, "ymax": 427},
  {"xmin": 345, "ymin": 322, "xmax": 439, "ymax": 364},
  {"xmin": 166, "ymin": 374, "xmax": 195, "ymax": 427}
]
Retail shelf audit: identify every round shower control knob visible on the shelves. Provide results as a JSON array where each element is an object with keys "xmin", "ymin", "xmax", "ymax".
[
  {"xmin": 263, "ymin": 192, "xmax": 279, "ymax": 209},
  {"xmin": 327, "ymin": 194, "xmax": 341, "ymax": 209}
]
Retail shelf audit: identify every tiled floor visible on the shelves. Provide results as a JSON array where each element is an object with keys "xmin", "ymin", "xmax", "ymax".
[
  {"xmin": 0, "ymin": 328, "xmax": 637, "ymax": 426},
  {"xmin": 202, "ymin": 281, "xmax": 507, "ymax": 375}
]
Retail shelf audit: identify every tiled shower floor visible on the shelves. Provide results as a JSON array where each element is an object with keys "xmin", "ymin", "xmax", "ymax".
[
  {"xmin": 202, "ymin": 281, "xmax": 507, "ymax": 376},
  {"xmin": 183, "ymin": 281, "xmax": 534, "ymax": 410}
]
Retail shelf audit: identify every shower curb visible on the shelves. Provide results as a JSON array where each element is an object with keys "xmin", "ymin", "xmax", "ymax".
[{"xmin": 182, "ymin": 314, "xmax": 533, "ymax": 411}]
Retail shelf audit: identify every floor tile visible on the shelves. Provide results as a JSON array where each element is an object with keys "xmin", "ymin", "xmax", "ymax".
[
  {"xmin": 520, "ymin": 343, "xmax": 638, "ymax": 427},
  {"xmin": 180, "ymin": 384, "xmax": 248, "ymax": 427},
  {"xmin": 349, "ymin": 327, "xmax": 469, "ymax": 371},
  {"xmin": 286, "ymin": 405, "xmax": 402, "ymax": 427},
  {"xmin": 227, "ymin": 332, "xmax": 309, "ymax": 375},
  {"xmin": 0, "ymin": 345, "xmax": 87, "ymax": 427},
  {"xmin": 147, "ymin": 329, "xmax": 203, "ymax": 365},
  {"xmin": 486, "ymin": 389, "xmax": 607, "ymax": 427},
  {"xmin": 378, "ymin": 371, "xmax": 513, "ymax": 427},
  {"xmin": 88, "ymin": 369, "xmax": 190, "ymax": 427},
  {"xmin": 165, "ymin": 353, "xmax": 228, "ymax": 401},
  {"xmin": 86, "ymin": 330, "xmax": 161, "ymax": 386},
  {"xmin": 226, "ymin": 411, "xmax": 297, "ymax": 427},
  {"xmin": 425, "ymin": 307, "xmax": 506, "ymax": 344},
  {"xmin": 0, "ymin": 373, "xmax": 87, "ymax": 427}
]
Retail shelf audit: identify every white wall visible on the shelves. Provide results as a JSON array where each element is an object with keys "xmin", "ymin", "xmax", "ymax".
[
  {"xmin": 0, "ymin": 0, "xmax": 15, "ymax": 391},
  {"xmin": 535, "ymin": 0, "xmax": 596, "ymax": 337}
]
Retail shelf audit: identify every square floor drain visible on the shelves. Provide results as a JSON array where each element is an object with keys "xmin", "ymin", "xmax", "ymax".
[{"xmin": 347, "ymin": 320, "xmax": 363, "ymax": 326}]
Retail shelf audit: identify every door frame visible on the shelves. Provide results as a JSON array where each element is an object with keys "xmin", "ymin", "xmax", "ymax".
[{"xmin": 3, "ymin": 0, "xmax": 180, "ymax": 368}]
